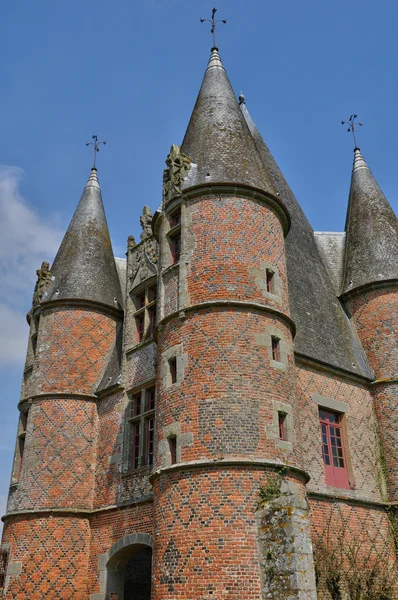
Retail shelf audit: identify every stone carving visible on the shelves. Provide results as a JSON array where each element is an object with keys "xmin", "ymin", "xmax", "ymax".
[
  {"xmin": 129, "ymin": 238, "xmax": 158, "ymax": 288},
  {"xmin": 140, "ymin": 206, "xmax": 153, "ymax": 241},
  {"xmin": 163, "ymin": 144, "xmax": 191, "ymax": 204},
  {"xmin": 32, "ymin": 261, "xmax": 52, "ymax": 305},
  {"xmin": 127, "ymin": 235, "xmax": 136, "ymax": 250}
]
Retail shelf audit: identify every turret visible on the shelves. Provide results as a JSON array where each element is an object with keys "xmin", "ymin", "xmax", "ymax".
[
  {"xmin": 342, "ymin": 148, "xmax": 398, "ymax": 499},
  {"xmin": 151, "ymin": 48, "xmax": 317, "ymax": 599},
  {"xmin": 2, "ymin": 168, "xmax": 122, "ymax": 599}
]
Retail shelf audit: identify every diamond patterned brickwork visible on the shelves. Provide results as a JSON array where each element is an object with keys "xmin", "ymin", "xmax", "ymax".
[
  {"xmin": 184, "ymin": 195, "xmax": 290, "ymax": 314},
  {"xmin": 125, "ymin": 342, "xmax": 157, "ymax": 390},
  {"xmin": 373, "ymin": 382, "xmax": 398, "ymax": 500},
  {"xmin": 157, "ymin": 309, "xmax": 302, "ymax": 468},
  {"xmin": 296, "ymin": 364, "xmax": 382, "ymax": 502},
  {"xmin": 7, "ymin": 398, "xmax": 97, "ymax": 512},
  {"xmin": 87, "ymin": 503, "xmax": 153, "ymax": 597},
  {"xmin": 1, "ymin": 514, "xmax": 90, "ymax": 599},
  {"xmin": 152, "ymin": 466, "xmax": 278, "ymax": 599},
  {"xmin": 309, "ymin": 498, "xmax": 398, "ymax": 598},
  {"xmin": 94, "ymin": 390, "xmax": 152, "ymax": 509},
  {"xmin": 37, "ymin": 307, "xmax": 117, "ymax": 395},
  {"xmin": 346, "ymin": 287, "xmax": 397, "ymax": 379}
]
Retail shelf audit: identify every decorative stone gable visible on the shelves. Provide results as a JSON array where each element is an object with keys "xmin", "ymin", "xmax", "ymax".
[
  {"xmin": 128, "ymin": 208, "xmax": 158, "ymax": 289},
  {"xmin": 32, "ymin": 261, "xmax": 52, "ymax": 306},
  {"xmin": 162, "ymin": 144, "xmax": 191, "ymax": 205}
]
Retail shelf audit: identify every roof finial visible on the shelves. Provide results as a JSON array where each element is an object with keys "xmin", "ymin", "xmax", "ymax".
[
  {"xmin": 341, "ymin": 114, "xmax": 363, "ymax": 150},
  {"xmin": 238, "ymin": 92, "xmax": 246, "ymax": 105},
  {"xmin": 200, "ymin": 7, "xmax": 227, "ymax": 50},
  {"xmin": 85, "ymin": 134, "xmax": 106, "ymax": 170}
]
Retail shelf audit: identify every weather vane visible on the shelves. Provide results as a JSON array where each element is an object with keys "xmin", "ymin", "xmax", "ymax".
[
  {"xmin": 85, "ymin": 134, "xmax": 106, "ymax": 169},
  {"xmin": 341, "ymin": 115, "xmax": 363, "ymax": 149},
  {"xmin": 200, "ymin": 7, "xmax": 227, "ymax": 49}
]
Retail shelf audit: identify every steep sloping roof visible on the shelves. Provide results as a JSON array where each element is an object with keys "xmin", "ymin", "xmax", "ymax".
[
  {"xmin": 342, "ymin": 148, "xmax": 398, "ymax": 294},
  {"xmin": 314, "ymin": 232, "xmax": 346, "ymax": 295},
  {"xmin": 46, "ymin": 169, "xmax": 123, "ymax": 308},
  {"xmin": 239, "ymin": 99, "xmax": 372, "ymax": 378},
  {"xmin": 181, "ymin": 49, "xmax": 276, "ymax": 195}
]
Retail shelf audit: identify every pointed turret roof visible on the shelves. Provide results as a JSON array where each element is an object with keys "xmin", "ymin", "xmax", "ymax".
[
  {"xmin": 45, "ymin": 168, "xmax": 123, "ymax": 308},
  {"xmin": 342, "ymin": 148, "xmax": 398, "ymax": 294},
  {"xmin": 239, "ymin": 97, "xmax": 372, "ymax": 378},
  {"xmin": 181, "ymin": 49, "xmax": 276, "ymax": 195}
]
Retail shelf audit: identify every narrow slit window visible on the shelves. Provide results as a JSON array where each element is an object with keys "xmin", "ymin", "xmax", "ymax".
[
  {"xmin": 169, "ymin": 357, "xmax": 177, "ymax": 384},
  {"xmin": 266, "ymin": 270, "xmax": 274, "ymax": 294},
  {"xmin": 271, "ymin": 337, "xmax": 280, "ymax": 362},
  {"xmin": 168, "ymin": 436, "xmax": 177, "ymax": 464},
  {"xmin": 278, "ymin": 412, "xmax": 287, "ymax": 441}
]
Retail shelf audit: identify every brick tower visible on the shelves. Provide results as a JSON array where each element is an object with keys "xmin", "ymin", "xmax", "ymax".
[
  {"xmin": 150, "ymin": 47, "xmax": 316, "ymax": 599},
  {"xmin": 1, "ymin": 168, "xmax": 123, "ymax": 598},
  {"xmin": 342, "ymin": 148, "xmax": 398, "ymax": 500}
]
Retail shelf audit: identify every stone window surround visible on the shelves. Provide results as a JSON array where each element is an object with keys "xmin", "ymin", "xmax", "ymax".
[
  {"xmin": 249, "ymin": 262, "xmax": 282, "ymax": 302},
  {"xmin": 157, "ymin": 421, "xmax": 194, "ymax": 468},
  {"xmin": 266, "ymin": 400, "xmax": 295, "ymax": 451},
  {"xmin": 311, "ymin": 393, "xmax": 355, "ymax": 489},
  {"xmin": 10, "ymin": 406, "xmax": 29, "ymax": 486},
  {"xmin": 161, "ymin": 343, "xmax": 187, "ymax": 390},
  {"xmin": 265, "ymin": 326, "xmax": 290, "ymax": 371}
]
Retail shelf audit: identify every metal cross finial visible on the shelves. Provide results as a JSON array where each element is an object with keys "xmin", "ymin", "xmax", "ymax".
[
  {"xmin": 85, "ymin": 134, "xmax": 106, "ymax": 169},
  {"xmin": 200, "ymin": 7, "xmax": 227, "ymax": 50},
  {"xmin": 341, "ymin": 115, "xmax": 363, "ymax": 149}
]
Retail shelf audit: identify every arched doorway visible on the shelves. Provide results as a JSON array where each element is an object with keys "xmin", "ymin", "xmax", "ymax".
[{"xmin": 103, "ymin": 534, "xmax": 152, "ymax": 600}]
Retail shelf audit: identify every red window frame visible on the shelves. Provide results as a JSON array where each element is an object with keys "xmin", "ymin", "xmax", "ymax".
[
  {"xmin": 146, "ymin": 387, "xmax": 156, "ymax": 411},
  {"xmin": 271, "ymin": 337, "xmax": 280, "ymax": 362},
  {"xmin": 148, "ymin": 285, "xmax": 157, "ymax": 303},
  {"xmin": 146, "ymin": 417, "xmax": 155, "ymax": 466},
  {"xmin": 170, "ymin": 209, "xmax": 181, "ymax": 229},
  {"xmin": 132, "ymin": 422, "xmax": 141, "ymax": 469},
  {"xmin": 278, "ymin": 412, "xmax": 287, "ymax": 440},
  {"xmin": 170, "ymin": 233, "xmax": 181, "ymax": 264},
  {"xmin": 135, "ymin": 314, "xmax": 145, "ymax": 342},
  {"xmin": 266, "ymin": 270, "xmax": 274, "ymax": 294},
  {"xmin": 319, "ymin": 409, "xmax": 350, "ymax": 489},
  {"xmin": 136, "ymin": 292, "xmax": 145, "ymax": 310}
]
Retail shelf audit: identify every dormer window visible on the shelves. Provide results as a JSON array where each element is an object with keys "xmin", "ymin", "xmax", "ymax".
[{"xmin": 133, "ymin": 281, "xmax": 157, "ymax": 344}]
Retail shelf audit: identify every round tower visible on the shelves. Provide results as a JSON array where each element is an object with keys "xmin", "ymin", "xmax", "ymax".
[
  {"xmin": 342, "ymin": 148, "xmax": 398, "ymax": 500},
  {"xmin": 1, "ymin": 169, "xmax": 123, "ymax": 599},
  {"xmin": 151, "ymin": 49, "xmax": 314, "ymax": 599}
]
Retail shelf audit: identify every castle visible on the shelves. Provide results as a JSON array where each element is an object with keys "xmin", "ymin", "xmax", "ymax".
[{"xmin": 1, "ymin": 44, "xmax": 398, "ymax": 600}]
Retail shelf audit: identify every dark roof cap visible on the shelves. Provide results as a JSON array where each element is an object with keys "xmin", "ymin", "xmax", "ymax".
[
  {"xmin": 343, "ymin": 148, "xmax": 398, "ymax": 293},
  {"xmin": 181, "ymin": 49, "xmax": 276, "ymax": 195},
  {"xmin": 46, "ymin": 169, "xmax": 123, "ymax": 308}
]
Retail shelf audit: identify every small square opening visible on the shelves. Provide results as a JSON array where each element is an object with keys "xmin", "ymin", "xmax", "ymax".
[
  {"xmin": 168, "ymin": 436, "xmax": 177, "ymax": 464},
  {"xmin": 271, "ymin": 337, "xmax": 280, "ymax": 362},
  {"xmin": 278, "ymin": 411, "xmax": 287, "ymax": 441}
]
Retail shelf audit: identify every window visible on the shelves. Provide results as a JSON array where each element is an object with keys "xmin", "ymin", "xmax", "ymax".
[
  {"xmin": 266, "ymin": 269, "xmax": 274, "ymax": 294},
  {"xmin": 278, "ymin": 412, "xmax": 287, "ymax": 441},
  {"xmin": 168, "ymin": 436, "xmax": 177, "ymax": 464},
  {"xmin": 319, "ymin": 409, "xmax": 350, "ymax": 489},
  {"xmin": 271, "ymin": 337, "xmax": 280, "ymax": 362},
  {"xmin": 129, "ymin": 386, "xmax": 156, "ymax": 470},
  {"xmin": 0, "ymin": 549, "xmax": 8, "ymax": 596},
  {"xmin": 133, "ymin": 281, "xmax": 157, "ymax": 344},
  {"xmin": 17, "ymin": 411, "xmax": 27, "ymax": 480},
  {"xmin": 168, "ymin": 208, "xmax": 181, "ymax": 265},
  {"xmin": 169, "ymin": 357, "xmax": 177, "ymax": 384}
]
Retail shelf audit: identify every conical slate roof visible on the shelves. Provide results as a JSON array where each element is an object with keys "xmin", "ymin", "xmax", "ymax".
[
  {"xmin": 181, "ymin": 49, "xmax": 276, "ymax": 195},
  {"xmin": 45, "ymin": 169, "xmax": 123, "ymax": 308},
  {"xmin": 239, "ymin": 98, "xmax": 372, "ymax": 378},
  {"xmin": 342, "ymin": 148, "xmax": 398, "ymax": 294}
]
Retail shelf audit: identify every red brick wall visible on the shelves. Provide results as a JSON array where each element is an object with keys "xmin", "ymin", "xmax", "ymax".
[
  {"xmin": 2, "ymin": 514, "xmax": 90, "ymax": 599},
  {"xmin": 296, "ymin": 365, "xmax": 382, "ymax": 502}
]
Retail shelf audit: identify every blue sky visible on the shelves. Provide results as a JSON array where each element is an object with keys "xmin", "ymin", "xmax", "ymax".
[{"xmin": 1, "ymin": 0, "xmax": 397, "ymax": 528}]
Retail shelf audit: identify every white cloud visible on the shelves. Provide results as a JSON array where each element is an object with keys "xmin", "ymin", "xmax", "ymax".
[{"xmin": 0, "ymin": 166, "xmax": 63, "ymax": 365}]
